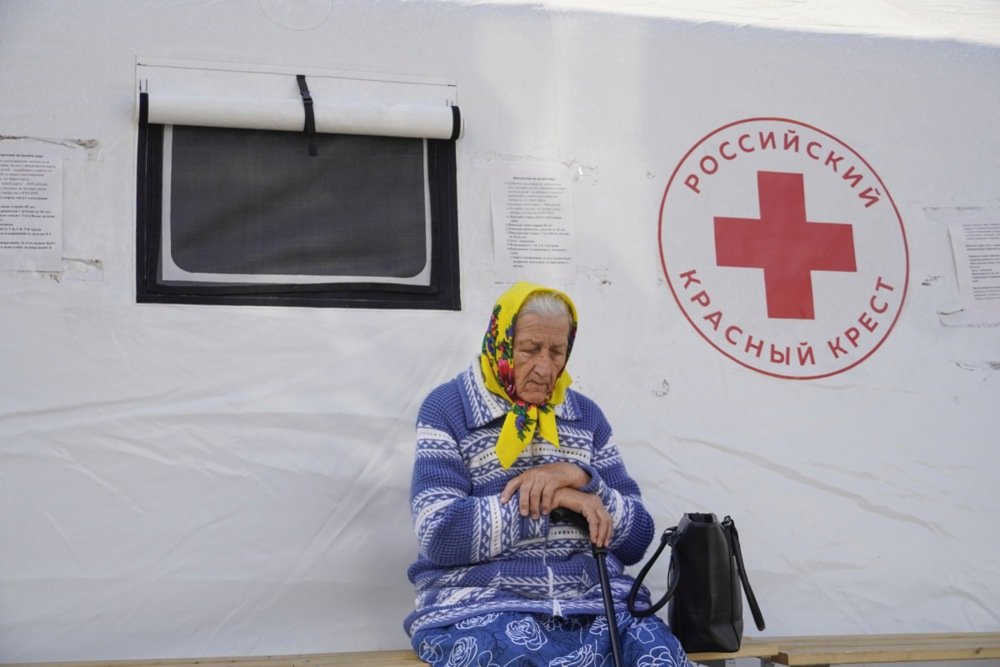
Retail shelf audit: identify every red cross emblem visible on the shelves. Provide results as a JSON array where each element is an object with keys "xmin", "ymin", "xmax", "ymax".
[
  {"xmin": 659, "ymin": 118, "xmax": 908, "ymax": 379},
  {"xmin": 714, "ymin": 171, "xmax": 857, "ymax": 320}
]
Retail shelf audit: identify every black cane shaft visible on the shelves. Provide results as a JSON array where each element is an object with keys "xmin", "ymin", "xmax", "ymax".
[
  {"xmin": 551, "ymin": 508, "xmax": 625, "ymax": 667},
  {"xmin": 594, "ymin": 546, "xmax": 624, "ymax": 667}
]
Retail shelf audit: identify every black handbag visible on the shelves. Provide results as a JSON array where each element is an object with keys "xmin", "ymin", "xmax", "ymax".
[{"xmin": 627, "ymin": 513, "xmax": 765, "ymax": 653}]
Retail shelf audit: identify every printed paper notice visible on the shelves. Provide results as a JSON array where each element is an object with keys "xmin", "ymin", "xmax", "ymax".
[
  {"xmin": 490, "ymin": 163, "xmax": 576, "ymax": 283},
  {"xmin": 947, "ymin": 212, "xmax": 1000, "ymax": 325},
  {"xmin": 0, "ymin": 145, "xmax": 63, "ymax": 271}
]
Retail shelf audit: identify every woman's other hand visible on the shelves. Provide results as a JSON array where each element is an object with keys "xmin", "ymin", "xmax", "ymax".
[
  {"xmin": 552, "ymin": 487, "xmax": 612, "ymax": 548},
  {"xmin": 500, "ymin": 462, "xmax": 590, "ymax": 520}
]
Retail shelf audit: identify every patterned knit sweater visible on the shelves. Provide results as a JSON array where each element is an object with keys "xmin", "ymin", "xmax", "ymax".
[{"xmin": 404, "ymin": 362, "xmax": 657, "ymax": 636}]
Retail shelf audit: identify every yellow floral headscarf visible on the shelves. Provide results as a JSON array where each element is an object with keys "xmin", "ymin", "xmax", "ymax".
[{"xmin": 480, "ymin": 282, "xmax": 578, "ymax": 469}]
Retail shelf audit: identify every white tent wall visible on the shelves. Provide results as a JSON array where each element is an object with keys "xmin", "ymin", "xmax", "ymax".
[{"xmin": 1, "ymin": 0, "xmax": 998, "ymax": 661}]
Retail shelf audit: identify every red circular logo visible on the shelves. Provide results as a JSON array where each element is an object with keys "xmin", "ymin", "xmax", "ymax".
[{"xmin": 659, "ymin": 118, "xmax": 909, "ymax": 379}]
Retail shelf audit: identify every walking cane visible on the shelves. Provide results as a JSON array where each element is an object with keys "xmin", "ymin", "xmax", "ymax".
[{"xmin": 550, "ymin": 508, "xmax": 624, "ymax": 667}]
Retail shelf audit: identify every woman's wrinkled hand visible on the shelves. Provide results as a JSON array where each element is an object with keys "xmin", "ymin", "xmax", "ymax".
[
  {"xmin": 500, "ymin": 462, "xmax": 590, "ymax": 520},
  {"xmin": 552, "ymin": 487, "xmax": 612, "ymax": 548}
]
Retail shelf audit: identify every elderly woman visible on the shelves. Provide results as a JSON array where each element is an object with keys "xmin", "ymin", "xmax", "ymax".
[{"xmin": 405, "ymin": 282, "xmax": 690, "ymax": 667}]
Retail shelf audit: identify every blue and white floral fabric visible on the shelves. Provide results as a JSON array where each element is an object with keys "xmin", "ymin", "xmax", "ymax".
[{"xmin": 412, "ymin": 611, "xmax": 690, "ymax": 667}]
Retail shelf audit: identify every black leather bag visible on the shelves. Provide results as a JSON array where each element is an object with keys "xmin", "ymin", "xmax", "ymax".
[{"xmin": 627, "ymin": 513, "xmax": 765, "ymax": 652}]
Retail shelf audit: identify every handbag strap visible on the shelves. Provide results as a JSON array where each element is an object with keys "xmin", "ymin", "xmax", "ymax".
[
  {"xmin": 723, "ymin": 515, "xmax": 766, "ymax": 631},
  {"xmin": 626, "ymin": 525, "xmax": 677, "ymax": 617}
]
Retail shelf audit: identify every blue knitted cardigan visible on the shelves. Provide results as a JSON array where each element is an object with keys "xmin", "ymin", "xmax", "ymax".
[{"xmin": 404, "ymin": 362, "xmax": 657, "ymax": 636}]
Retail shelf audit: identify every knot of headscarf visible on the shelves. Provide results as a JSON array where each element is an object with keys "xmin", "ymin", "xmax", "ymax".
[{"xmin": 480, "ymin": 282, "xmax": 578, "ymax": 469}]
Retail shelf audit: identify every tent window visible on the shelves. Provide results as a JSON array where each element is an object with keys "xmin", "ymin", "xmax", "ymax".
[
  {"xmin": 166, "ymin": 127, "xmax": 428, "ymax": 279},
  {"xmin": 135, "ymin": 63, "xmax": 461, "ymax": 309}
]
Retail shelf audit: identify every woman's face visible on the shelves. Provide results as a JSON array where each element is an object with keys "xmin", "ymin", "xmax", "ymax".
[{"xmin": 512, "ymin": 311, "xmax": 571, "ymax": 404}]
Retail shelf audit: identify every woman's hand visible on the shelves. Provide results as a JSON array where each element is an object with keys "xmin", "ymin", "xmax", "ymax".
[
  {"xmin": 552, "ymin": 487, "xmax": 613, "ymax": 548},
  {"xmin": 500, "ymin": 462, "xmax": 590, "ymax": 520}
]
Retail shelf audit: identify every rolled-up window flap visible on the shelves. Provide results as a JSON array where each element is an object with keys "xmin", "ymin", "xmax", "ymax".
[{"xmin": 145, "ymin": 94, "xmax": 462, "ymax": 140}]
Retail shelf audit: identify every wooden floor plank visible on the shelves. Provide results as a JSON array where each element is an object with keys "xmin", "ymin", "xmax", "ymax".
[
  {"xmin": 772, "ymin": 634, "xmax": 1000, "ymax": 666},
  {"xmin": 778, "ymin": 646, "xmax": 1000, "ymax": 666},
  {"xmin": 5, "ymin": 633, "xmax": 1000, "ymax": 667},
  {"xmin": 686, "ymin": 638, "xmax": 780, "ymax": 661}
]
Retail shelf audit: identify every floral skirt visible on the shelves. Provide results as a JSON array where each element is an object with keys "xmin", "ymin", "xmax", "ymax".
[{"xmin": 410, "ymin": 611, "xmax": 691, "ymax": 667}]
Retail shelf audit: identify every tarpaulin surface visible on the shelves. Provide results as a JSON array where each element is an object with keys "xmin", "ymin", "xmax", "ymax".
[{"xmin": 1, "ymin": 0, "xmax": 998, "ymax": 661}]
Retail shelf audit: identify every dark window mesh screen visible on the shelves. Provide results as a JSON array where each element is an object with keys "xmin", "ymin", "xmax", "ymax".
[{"xmin": 168, "ymin": 127, "xmax": 428, "ymax": 278}]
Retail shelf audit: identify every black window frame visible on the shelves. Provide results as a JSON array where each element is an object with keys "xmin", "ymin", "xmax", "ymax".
[{"xmin": 135, "ymin": 92, "xmax": 461, "ymax": 310}]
